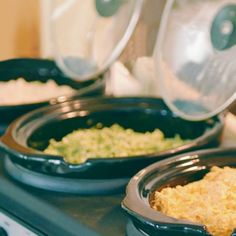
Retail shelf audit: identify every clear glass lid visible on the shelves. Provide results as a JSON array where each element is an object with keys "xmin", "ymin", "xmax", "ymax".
[
  {"xmin": 155, "ymin": 0, "xmax": 236, "ymax": 120},
  {"xmin": 49, "ymin": 0, "xmax": 143, "ymax": 81}
]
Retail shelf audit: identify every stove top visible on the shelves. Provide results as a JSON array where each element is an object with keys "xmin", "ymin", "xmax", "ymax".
[{"xmin": 0, "ymin": 155, "xmax": 145, "ymax": 236}]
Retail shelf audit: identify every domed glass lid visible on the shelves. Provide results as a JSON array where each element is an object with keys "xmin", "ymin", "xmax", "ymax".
[
  {"xmin": 49, "ymin": 0, "xmax": 143, "ymax": 81},
  {"xmin": 155, "ymin": 0, "xmax": 236, "ymax": 120}
]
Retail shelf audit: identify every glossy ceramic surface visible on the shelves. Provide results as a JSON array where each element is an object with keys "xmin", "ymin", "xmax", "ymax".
[
  {"xmin": 0, "ymin": 58, "xmax": 104, "ymax": 126},
  {"xmin": 122, "ymin": 148, "xmax": 236, "ymax": 236},
  {"xmin": 0, "ymin": 97, "xmax": 223, "ymax": 179},
  {"xmin": 4, "ymin": 157, "xmax": 128, "ymax": 195}
]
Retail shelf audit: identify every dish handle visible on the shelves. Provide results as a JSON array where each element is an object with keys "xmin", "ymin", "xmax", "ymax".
[
  {"xmin": 122, "ymin": 187, "xmax": 211, "ymax": 236},
  {"xmin": 0, "ymin": 138, "xmax": 63, "ymax": 165}
]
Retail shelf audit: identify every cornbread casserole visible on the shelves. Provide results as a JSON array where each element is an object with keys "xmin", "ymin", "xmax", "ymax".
[{"xmin": 151, "ymin": 166, "xmax": 236, "ymax": 236}]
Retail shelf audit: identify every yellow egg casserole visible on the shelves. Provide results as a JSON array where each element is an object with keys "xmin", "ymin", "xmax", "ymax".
[
  {"xmin": 151, "ymin": 166, "xmax": 236, "ymax": 236},
  {"xmin": 44, "ymin": 124, "xmax": 187, "ymax": 164}
]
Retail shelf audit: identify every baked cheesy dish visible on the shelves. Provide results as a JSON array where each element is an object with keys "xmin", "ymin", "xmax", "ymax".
[{"xmin": 151, "ymin": 166, "xmax": 236, "ymax": 236}]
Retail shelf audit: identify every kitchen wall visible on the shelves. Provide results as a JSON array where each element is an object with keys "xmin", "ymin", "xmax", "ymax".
[
  {"xmin": 0, "ymin": 0, "xmax": 165, "ymax": 61},
  {"xmin": 120, "ymin": 0, "xmax": 166, "ymax": 63},
  {"xmin": 0, "ymin": 0, "xmax": 40, "ymax": 60}
]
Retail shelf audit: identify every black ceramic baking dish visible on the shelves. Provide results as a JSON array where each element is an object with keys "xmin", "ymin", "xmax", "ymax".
[
  {"xmin": 122, "ymin": 148, "xmax": 236, "ymax": 236},
  {"xmin": 0, "ymin": 58, "xmax": 104, "ymax": 128},
  {"xmin": 0, "ymin": 97, "xmax": 223, "ymax": 179}
]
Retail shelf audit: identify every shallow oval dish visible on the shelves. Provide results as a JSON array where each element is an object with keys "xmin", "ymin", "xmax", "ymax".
[
  {"xmin": 0, "ymin": 58, "xmax": 104, "ymax": 130},
  {"xmin": 0, "ymin": 97, "xmax": 223, "ymax": 179},
  {"xmin": 122, "ymin": 148, "xmax": 236, "ymax": 236}
]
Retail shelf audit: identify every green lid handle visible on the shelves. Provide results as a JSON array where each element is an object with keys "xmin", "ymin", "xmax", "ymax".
[
  {"xmin": 95, "ymin": 0, "xmax": 123, "ymax": 17},
  {"xmin": 211, "ymin": 4, "xmax": 236, "ymax": 50}
]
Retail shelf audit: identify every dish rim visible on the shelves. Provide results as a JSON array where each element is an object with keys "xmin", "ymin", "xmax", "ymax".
[
  {"xmin": 0, "ymin": 58, "xmax": 105, "ymax": 108},
  {"xmin": 0, "ymin": 77, "xmax": 105, "ymax": 108}
]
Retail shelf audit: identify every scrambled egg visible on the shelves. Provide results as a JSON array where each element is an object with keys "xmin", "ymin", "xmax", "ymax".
[
  {"xmin": 151, "ymin": 166, "xmax": 236, "ymax": 236},
  {"xmin": 44, "ymin": 124, "xmax": 187, "ymax": 164}
]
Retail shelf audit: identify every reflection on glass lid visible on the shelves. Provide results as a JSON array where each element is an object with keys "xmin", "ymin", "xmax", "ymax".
[{"xmin": 50, "ymin": 0, "xmax": 143, "ymax": 81}]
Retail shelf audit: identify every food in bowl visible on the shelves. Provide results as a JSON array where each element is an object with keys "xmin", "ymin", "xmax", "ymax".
[
  {"xmin": 151, "ymin": 166, "xmax": 236, "ymax": 236},
  {"xmin": 44, "ymin": 124, "xmax": 188, "ymax": 164},
  {"xmin": 0, "ymin": 77, "xmax": 76, "ymax": 105}
]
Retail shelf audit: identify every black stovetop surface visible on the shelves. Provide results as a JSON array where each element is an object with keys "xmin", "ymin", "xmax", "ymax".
[{"xmin": 0, "ymin": 155, "xmax": 128, "ymax": 236}]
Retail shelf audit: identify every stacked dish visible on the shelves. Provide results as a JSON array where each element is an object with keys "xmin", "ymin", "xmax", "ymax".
[{"xmin": 122, "ymin": 148, "xmax": 236, "ymax": 236}]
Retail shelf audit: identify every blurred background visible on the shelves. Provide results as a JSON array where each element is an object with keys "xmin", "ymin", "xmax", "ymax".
[
  {"xmin": 2, "ymin": 0, "xmax": 236, "ymax": 114},
  {"xmin": 0, "ymin": 1, "xmax": 40, "ymax": 60},
  {"xmin": 0, "ymin": 0, "xmax": 165, "ymax": 61}
]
